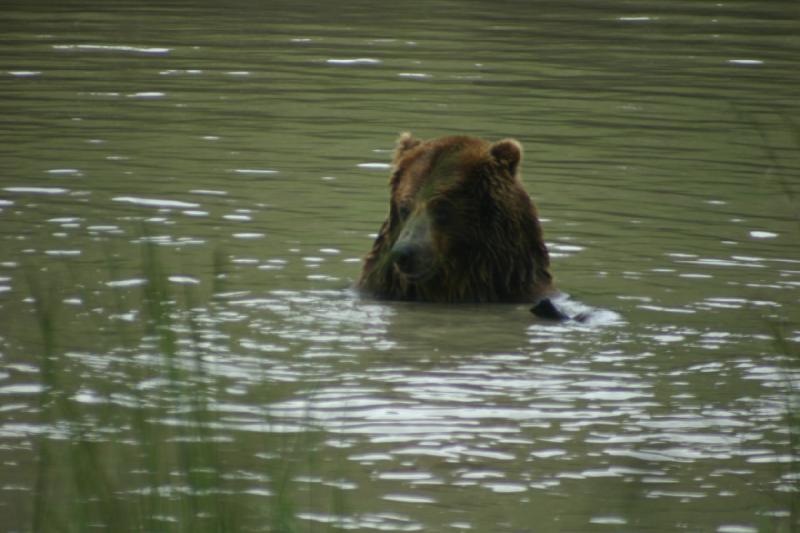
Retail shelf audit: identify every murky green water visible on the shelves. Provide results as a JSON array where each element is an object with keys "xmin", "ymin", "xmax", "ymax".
[{"xmin": 1, "ymin": 1, "xmax": 799, "ymax": 531}]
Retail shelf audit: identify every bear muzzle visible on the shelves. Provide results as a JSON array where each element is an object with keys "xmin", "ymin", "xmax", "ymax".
[
  {"xmin": 391, "ymin": 242, "xmax": 435, "ymax": 281},
  {"xmin": 390, "ymin": 215, "xmax": 436, "ymax": 281}
]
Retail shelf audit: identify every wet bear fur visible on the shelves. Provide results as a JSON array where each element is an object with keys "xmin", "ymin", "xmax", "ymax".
[{"xmin": 357, "ymin": 133, "xmax": 563, "ymax": 317}]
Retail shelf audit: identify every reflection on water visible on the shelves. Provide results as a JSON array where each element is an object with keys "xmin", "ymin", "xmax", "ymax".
[{"xmin": 1, "ymin": 0, "xmax": 799, "ymax": 531}]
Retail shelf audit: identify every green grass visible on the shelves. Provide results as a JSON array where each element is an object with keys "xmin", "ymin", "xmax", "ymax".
[
  {"xmin": 23, "ymin": 240, "xmax": 339, "ymax": 532},
  {"xmin": 754, "ymin": 114, "xmax": 800, "ymax": 533},
  {"xmin": 772, "ymin": 319, "xmax": 800, "ymax": 532}
]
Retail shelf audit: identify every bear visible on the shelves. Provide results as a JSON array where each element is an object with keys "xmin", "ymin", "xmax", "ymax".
[{"xmin": 357, "ymin": 132, "xmax": 567, "ymax": 320}]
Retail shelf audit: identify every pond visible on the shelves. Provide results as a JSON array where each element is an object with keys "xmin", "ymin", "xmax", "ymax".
[{"xmin": 1, "ymin": 0, "xmax": 799, "ymax": 531}]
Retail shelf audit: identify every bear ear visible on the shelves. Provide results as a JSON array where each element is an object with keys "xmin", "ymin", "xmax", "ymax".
[
  {"xmin": 490, "ymin": 138, "xmax": 523, "ymax": 177},
  {"xmin": 393, "ymin": 132, "xmax": 421, "ymax": 163}
]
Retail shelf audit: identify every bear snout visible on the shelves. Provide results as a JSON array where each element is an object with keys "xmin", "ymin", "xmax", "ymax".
[
  {"xmin": 390, "ymin": 241, "xmax": 435, "ymax": 280},
  {"xmin": 391, "ymin": 241, "xmax": 416, "ymax": 273}
]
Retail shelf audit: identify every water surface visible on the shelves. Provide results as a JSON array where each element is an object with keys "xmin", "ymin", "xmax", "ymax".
[{"xmin": 1, "ymin": 1, "xmax": 799, "ymax": 531}]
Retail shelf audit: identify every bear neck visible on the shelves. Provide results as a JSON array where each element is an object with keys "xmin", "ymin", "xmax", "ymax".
[{"xmin": 359, "ymin": 243, "xmax": 550, "ymax": 304}]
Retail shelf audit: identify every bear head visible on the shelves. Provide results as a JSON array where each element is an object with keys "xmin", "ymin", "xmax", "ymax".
[{"xmin": 357, "ymin": 132, "xmax": 554, "ymax": 303}]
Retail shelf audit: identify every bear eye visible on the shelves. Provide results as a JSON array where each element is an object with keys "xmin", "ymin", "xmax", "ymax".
[
  {"xmin": 430, "ymin": 203, "xmax": 451, "ymax": 226},
  {"xmin": 397, "ymin": 204, "xmax": 412, "ymax": 221}
]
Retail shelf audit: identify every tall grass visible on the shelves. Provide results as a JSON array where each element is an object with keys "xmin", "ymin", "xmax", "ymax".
[
  {"xmin": 769, "ymin": 319, "xmax": 800, "ymax": 532},
  {"xmin": 24, "ymin": 240, "xmax": 334, "ymax": 532},
  {"xmin": 752, "ymin": 113, "xmax": 800, "ymax": 532},
  {"xmin": 772, "ymin": 118, "xmax": 800, "ymax": 533}
]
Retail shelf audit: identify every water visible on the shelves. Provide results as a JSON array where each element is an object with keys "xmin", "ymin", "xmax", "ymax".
[{"xmin": 1, "ymin": 0, "xmax": 799, "ymax": 531}]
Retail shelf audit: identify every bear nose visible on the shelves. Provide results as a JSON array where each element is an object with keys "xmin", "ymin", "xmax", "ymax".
[{"xmin": 391, "ymin": 242, "xmax": 416, "ymax": 274}]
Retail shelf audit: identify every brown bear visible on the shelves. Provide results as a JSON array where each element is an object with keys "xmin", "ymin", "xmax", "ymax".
[{"xmin": 357, "ymin": 132, "xmax": 567, "ymax": 320}]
